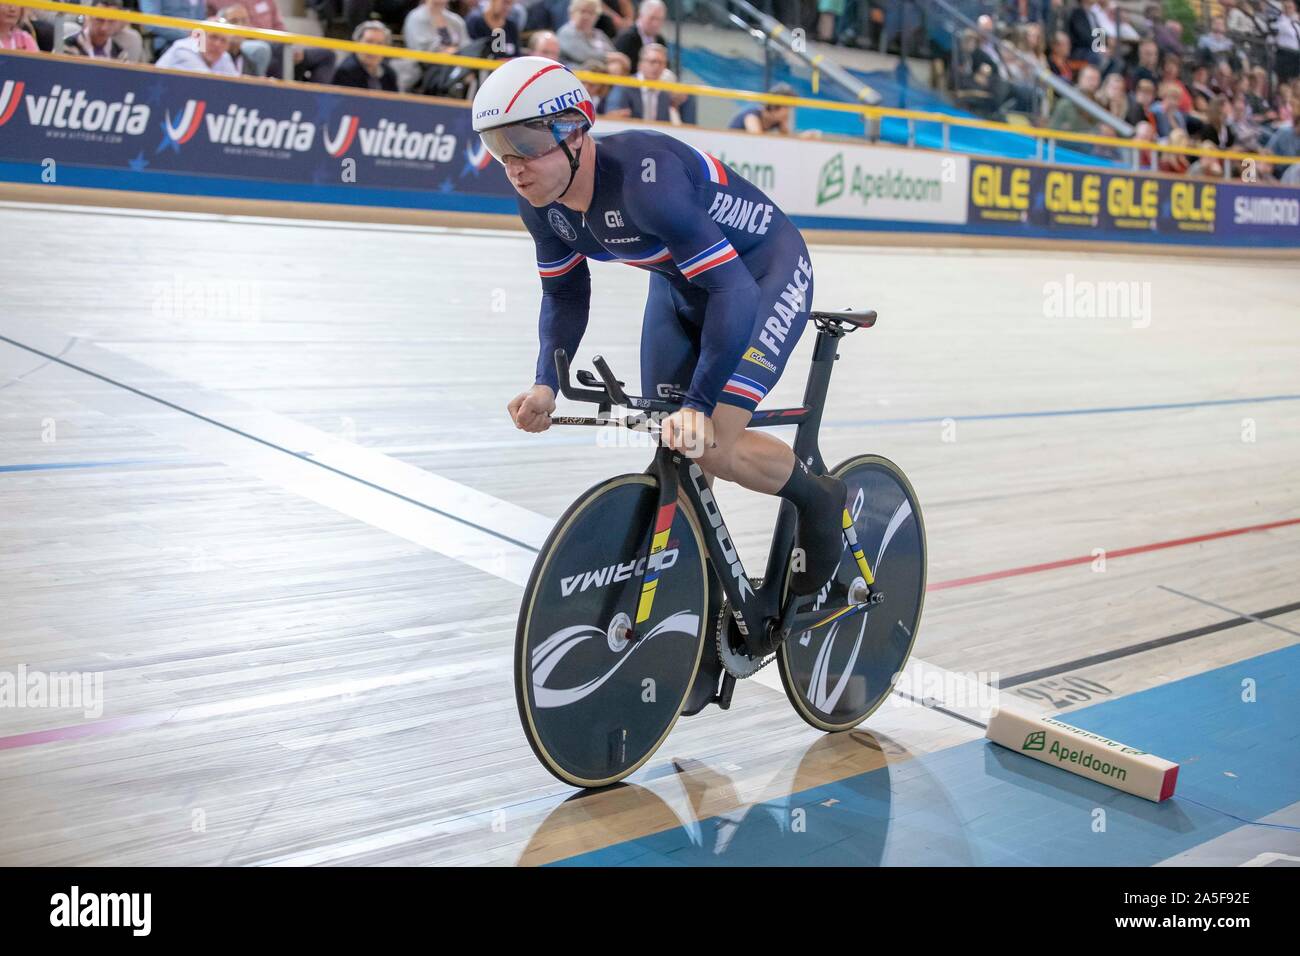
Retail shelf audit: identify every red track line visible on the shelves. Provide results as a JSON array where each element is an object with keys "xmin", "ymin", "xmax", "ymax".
[
  {"xmin": 1, "ymin": 517, "xmax": 1297, "ymax": 754},
  {"xmin": 927, "ymin": 516, "xmax": 1300, "ymax": 592}
]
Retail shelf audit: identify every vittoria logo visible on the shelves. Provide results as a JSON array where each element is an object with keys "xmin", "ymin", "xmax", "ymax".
[
  {"xmin": 189, "ymin": 103, "xmax": 315, "ymax": 151},
  {"xmin": 322, "ymin": 115, "xmax": 360, "ymax": 157},
  {"xmin": 321, "ymin": 117, "xmax": 457, "ymax": 161},
  {"xmin": 10, "ymin": 83, "xmax": 150, "ymax": 134},
  {"xmin": 465, "ymin": 138, "xmax": 493, "ymax": 172},
  {"xmin": 0, "ymin": 80, "xmax": 26, "ymax": 128},
  {"xmin": 162, "ymin": 99, "xmax": 206, "ymax": 147}
]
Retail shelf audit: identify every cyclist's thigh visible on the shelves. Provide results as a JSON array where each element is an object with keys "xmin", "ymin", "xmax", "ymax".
[
  {"xmin": 640, "ymin": 273, "xmax": 701, "ymax": 401},
  {"xmin": 717, "ymin": 239, "xmax": 815, "ymax": 412}
]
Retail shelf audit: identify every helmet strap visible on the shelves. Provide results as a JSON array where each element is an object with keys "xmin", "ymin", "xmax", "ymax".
[{"xmin": 555, "ymin": 133, "xmax": 584, "ymax": 200}]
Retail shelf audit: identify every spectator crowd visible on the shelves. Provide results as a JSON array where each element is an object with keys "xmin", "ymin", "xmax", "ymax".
[
  {"xmin": 0, "ymin": 0, "xmax": 819, "ymax": 133},
  {"xmin": 948, "ymin": 0, "xmax": 1300, "ymax": 182}
]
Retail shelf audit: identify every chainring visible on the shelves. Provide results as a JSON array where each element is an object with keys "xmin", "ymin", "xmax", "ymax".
[{"xmin": 715, "ymin": 577, "xmax": 775, "ymax": 679}]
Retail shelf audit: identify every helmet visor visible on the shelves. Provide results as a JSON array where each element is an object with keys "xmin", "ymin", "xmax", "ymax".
[{"xmin": 478, "ymin": 114, "xmax": 587, "ymax": 163}]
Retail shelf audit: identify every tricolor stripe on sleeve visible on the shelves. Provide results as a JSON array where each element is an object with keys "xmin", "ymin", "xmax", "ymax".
[
  {"xmin": 617, "ymin": 245, "xmax": 674, "ymax": 269},
  {"xmin": 690, "ymin": 144, "xmax": 729, "ymax": 185},
  {"xmin": 677, "ymin": 238, "xmax": 738, "ymax": 279},
  {"xmin": 537, "ymin": 251, "xmax": 585, "ymax": 278},
  {"xmin": 722, "ymin": 373, "xmax": 768, "ymax": 405}
]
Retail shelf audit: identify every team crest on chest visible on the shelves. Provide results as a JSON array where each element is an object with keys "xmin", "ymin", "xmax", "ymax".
[{"xmin": 548, "ymin": 208, "xmax": 577, "ymax": 242}]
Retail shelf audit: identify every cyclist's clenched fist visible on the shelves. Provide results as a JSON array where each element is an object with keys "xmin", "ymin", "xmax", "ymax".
[{"xmin": 508, "ymin": 384, "xmax": 556, "ymax": 432}]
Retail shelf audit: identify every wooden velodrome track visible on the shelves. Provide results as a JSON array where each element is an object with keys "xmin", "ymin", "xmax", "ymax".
[{"xmin": 0, "ymin": 198, "xmax": 1296, "ymax": 865}]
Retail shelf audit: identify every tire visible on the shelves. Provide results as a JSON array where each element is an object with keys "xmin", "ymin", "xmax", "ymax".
[
  {"xmin": 515, "ymin": 473, "xmax": 709, "ymax": 788},
  {"xmin": 777, "ymin": 455, "xmax": 927, "ymax": 732}
]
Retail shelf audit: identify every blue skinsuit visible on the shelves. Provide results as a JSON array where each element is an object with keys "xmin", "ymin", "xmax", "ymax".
[{"xmin": 518, "ymin": 128, "xmax": 815, "ymax": 415}]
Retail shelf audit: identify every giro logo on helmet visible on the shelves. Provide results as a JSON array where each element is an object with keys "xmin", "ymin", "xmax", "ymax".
[{"xmin": 538, "ymin": 89, "xmax": 588, "ymax": 115}]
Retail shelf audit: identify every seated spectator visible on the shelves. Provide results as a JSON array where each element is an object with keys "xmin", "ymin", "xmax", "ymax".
[
  {"xmin": 1133, "ymin": 119, "xmax": 1156, "ymax": 168},
  {"xmin": 578, "ymin": 58, "xmax": 617, "ymax": 114},
  {"xmin": 1189, "ymin": 96, "xmax": 1236, "ymax": 150},
  {"xmin": 1224, "ymin": 0, "xmax": 1260, "ymax": 37},
  {"xmin": 1196, "ymin": 17, "xmax": 1237, "ymax": 70},
  {"xmin": 1088, "ymin": 1, "xmax": 1139, "ymax": 44},
  {"xmin": 405, "ymin": 0, "xmax": 468, "ymax": 53},
  {"xmin": 1158, "ymin": 127, "xmax": 1191, "ymax": 174},
  {"xmin": 1276, "ymin": 0, "xmax": 1300, "ymax": 84},
  {"xmin": 1130, "ymin": 38, "xmax": 1160, "ymax": 88},
  {"xmin": 522, "ymin": 0, "xmax": 569, "ymax": 32},
  {"xmin": 217, "ymin": 4, "xmax": 270, "ymax": 76},
  {"xmin": 64, "ymin": 1, "xmax": 132, "ymax": 60},
  {"xmin": 604, "ymin": 48, "xmax": 630, "ymax": 74},
  {"xmin": 1066, "ymin": 0, "xmax": 1094, "ymax": 60},
  {"xmin": 1186, "ymin": 152, "xmax": 1224, "ymax": 178},
  {"xmin": 1153, "ymin": 81, "xmax": 1188, "ymax": 137},
  {"xmin": 1049, "ymin": 63, "xmax": 1102, "ymax": 133},
  {"xmin": 138, "ymin": 0, "xmax": 207, "ymax": 57},
  {"xmin": 1128, "ymin": 77, "xmax": 1157, "ymax": 127},
  {"xmin": 1188, "ymin": 64, "xmax": 1215, "ymax": 106},
  {"xmin": 598, "ymin": 0, "xmax": 633, "ymax": 37},
  {"xmin": 1153, "ymin": 18, "xmax": 1184, "ymax": 58},
  {"xmin": 1095, "ymin": 72, "xmax": 1130, "ymax": 131},
  {"xmin": 1159, "ymin": 52, "xmax": 1192, "ymax": 112},
  {"xmin": 0, "ymin": 3, "xmax": 39, "ymax": 51},
  {"xmin": 466, "ymin": 0, "xmax": 519, "ymax": 57},
  {"xmin": 1245, "ymin": 66, "xmax": 1276, "ymax": 124},
  {"xmin": 1048, "ymin": 31, "xmax": 1074, "ymax": 82},
  {"xmin": 1267, "ymin": 113, "xmax": 1300, "ymax": 158},
  {"xmin": 155, "ymin": 19, "xmax": 239, "ymax": 75},
  {"xmin": 392, "ymin": 0, "xmax": 468, "ymax": 90},
  {"xmin": 528, "ymin": 28, "xmax": 561, "ymax": 59},
  {"xmin": 604, "ymin": 42, "xmax": 672, "ymax": 121},
  {"xmin": 1090, "ymin": 33, "xmax": 1126, "ymax": 82},
  {"xmin": 1210, "ymin": 59, "xmax": 1238, "ymax": 98},
  {"xmin": 589, "ymin": 53, "xmax": 632, "ymax": 115},
  {"xmin": 728, "ymin": 81, "xmax": 819, "ymax": 138},
  {"xmin": 333, "ymin": 20, "xmax": 398, "ymax": 91},
  {"xmin": 614, "ymin": 0, "xmax": 664, "ymax": 66},
  {"xmin": 558, "ymin": 0, "xmax": 614, "ymax": 66}
]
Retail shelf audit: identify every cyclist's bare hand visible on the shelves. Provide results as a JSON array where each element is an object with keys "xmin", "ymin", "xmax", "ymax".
[
  {"xmin": 660, "ymin": 407, "xmax": 715, "ymax": 458},
  {"xmin": 508, "ymin": 385, "xmax": 556, "ymax": 433}
]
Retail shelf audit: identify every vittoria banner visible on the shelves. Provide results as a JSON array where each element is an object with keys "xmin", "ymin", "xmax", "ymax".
[{"xmin": 0, "ymin": 50, "xmax": 517, "ymax": 211}]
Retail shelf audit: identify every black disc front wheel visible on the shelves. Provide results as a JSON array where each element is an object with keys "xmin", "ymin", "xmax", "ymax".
[
  {"xmin": 516, "ymin": 474, "xmax": 709, "ymax": 788},
  {"xmin": 778, "ymin": 455, "xmax": 927, "ymax": 731}
]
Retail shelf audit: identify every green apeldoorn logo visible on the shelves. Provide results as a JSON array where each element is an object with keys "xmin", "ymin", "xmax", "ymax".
[
  {"xmin": 1023, "ymin": 730, "xmax": 1046, "ymax": 751},
  {"xmin": 817, "ymin": 153, "xmax": 845, "ymax": 206}
]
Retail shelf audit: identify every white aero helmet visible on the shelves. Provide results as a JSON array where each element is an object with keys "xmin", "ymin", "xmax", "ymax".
[{"xmin": 472, "ymin": 56, "xmax": 595, "ymax": 164}]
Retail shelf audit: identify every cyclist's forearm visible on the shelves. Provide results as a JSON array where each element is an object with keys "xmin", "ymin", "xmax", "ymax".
[{"xmin": 534, "ymin": 291, "xmax": 590, "ymax": 391}]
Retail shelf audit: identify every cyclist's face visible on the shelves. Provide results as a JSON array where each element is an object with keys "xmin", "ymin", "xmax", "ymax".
[{"xmin": 502, "ymin": 130, "xmax": 581, "ymax": 206}]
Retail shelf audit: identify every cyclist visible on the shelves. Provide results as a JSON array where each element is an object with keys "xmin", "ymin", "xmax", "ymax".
[{"xmin": 473, "ymin": 56, "xmax": 844, "ymax": 594}]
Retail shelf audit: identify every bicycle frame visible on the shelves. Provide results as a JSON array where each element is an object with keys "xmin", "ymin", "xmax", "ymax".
[{"xmin": 551, "ymin": 313, "xmax": 881, "ymax": 659}]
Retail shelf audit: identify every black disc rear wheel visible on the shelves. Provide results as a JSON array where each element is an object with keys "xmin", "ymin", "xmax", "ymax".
[{"xmin": 778, "ymin": 455, "xmax": 926, "ymax": 731}]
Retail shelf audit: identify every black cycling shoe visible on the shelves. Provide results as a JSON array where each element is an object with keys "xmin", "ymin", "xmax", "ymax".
[{"xmin": 789, "ymin": 475, "xmax": 848, "ymax": 596}]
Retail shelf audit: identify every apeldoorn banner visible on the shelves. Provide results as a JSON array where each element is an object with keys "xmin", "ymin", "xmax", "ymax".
[
  {"xmin": 602, "ymin": 120, "xmax": 971, "ymax": 227},
  {"xmin": 0, "ymin": 49, "xmax": 516, "ymax": 212}
]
